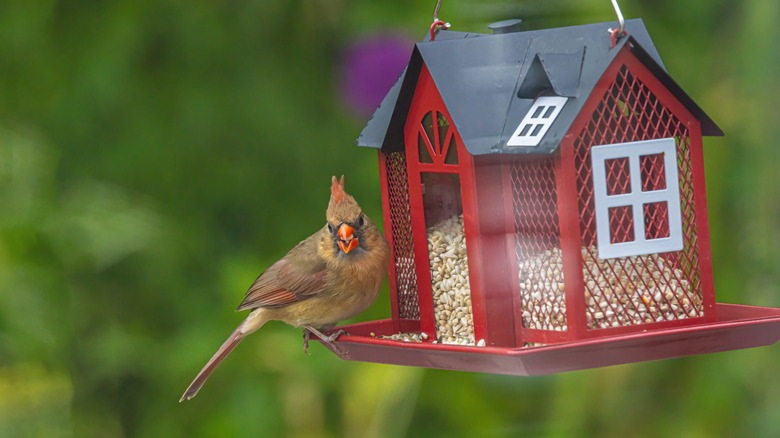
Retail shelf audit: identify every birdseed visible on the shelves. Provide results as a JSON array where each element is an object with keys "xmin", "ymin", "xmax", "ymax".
[
  {"xmin": 387, "ymin": 216, "xmax": 703, "ymax": 346},
  {"xmin": 427, "ymin": 215, "xmax": 475, "ymax": 346},
  {"xmin": 519, "ymin": 246, "xmax": 704, "ymax": 331}
]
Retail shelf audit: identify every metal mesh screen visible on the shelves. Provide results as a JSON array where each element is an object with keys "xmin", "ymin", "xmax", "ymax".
[
  {"xmin": 510, "ymin": 157, "xmax": 566, "ymax": 331},
  {"xmin": 574, "ymin": 64, "xmax": 704, "ymax": 330},
  {"xmin": 385, "ymin": 151, "xmax": 420, "ymax": 320}
]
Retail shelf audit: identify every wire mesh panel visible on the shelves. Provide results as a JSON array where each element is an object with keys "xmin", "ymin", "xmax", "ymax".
[
  {"xmin": 385, "ymin": 151, "xmax": 420, "ymax": 320},
  {"xmin": 510, "ymin": 157, "xmax": 566, "ymax": 331},
  {"xmin": 573, "ymin": 64, "xmax": 704, "ymax": 331}
]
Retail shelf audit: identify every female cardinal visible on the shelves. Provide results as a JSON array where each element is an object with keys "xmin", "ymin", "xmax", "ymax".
[{"xmin": 180, "ymin": 176, "xmax": 390, "ymax": 401}]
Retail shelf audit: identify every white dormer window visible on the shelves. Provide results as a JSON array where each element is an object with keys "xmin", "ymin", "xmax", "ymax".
[
  {"xmin": 591, "ymin": 138, "xmax": 684, "ymax": 259},
  {"xmin": 507, "ymin": 96, "xmax": 568, "ymax": 147}
]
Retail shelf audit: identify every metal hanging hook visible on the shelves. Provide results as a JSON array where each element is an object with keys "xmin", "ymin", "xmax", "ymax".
[
  {"xmin": 608, "ymin": 0, "xmax": 627, "ymax": 48},
  {"xmin": 611, "ymin": 0, "xmax": 625, "ymax": 35}
]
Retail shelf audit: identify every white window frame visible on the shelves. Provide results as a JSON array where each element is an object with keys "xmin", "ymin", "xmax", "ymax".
[
  {"xmin": 591, "ymin": 138, "xmax": 684, "ymax": 259},
  {"xmin": 507, "ymin": 96, "xmax": 568, "ymax": 147}
]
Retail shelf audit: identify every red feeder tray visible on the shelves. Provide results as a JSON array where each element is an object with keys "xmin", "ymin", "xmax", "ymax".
[{"xmin": 322, "ymin": 303, "xmax": 780, "ymax": 375}]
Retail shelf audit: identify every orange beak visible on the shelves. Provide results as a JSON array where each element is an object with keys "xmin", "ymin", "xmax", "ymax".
[{"xmin": 337, "ymin": 224, "xmax": 359, "ymax": 254}]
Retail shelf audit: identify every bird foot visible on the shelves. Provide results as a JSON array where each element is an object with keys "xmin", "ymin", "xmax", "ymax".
[{"xmin": 303, "ymin": 326, "xmax": 349, "ymax": 357}]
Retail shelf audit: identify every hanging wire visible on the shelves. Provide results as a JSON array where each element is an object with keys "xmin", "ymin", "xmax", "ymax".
[
  {"xmin": 429, "ymin": 0, "xmax": 451, "ymax": 41},
  {"xmin": 607, "ymin": 0, "xmax": 628, "ymax": 48},
  {"xmin": 433, "ymin": 0, "xmax": 443, "ymax": 21}
]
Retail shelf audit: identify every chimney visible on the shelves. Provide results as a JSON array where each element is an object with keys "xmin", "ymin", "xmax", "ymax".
[{"xmin": 488, "ymin": 19, "xmax": 523, "ymax": 34}]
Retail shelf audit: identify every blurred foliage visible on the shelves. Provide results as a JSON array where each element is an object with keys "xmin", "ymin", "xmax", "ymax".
[{"xmin": 1, "ymin": 0, "xmax": 779, "ymax": 437}]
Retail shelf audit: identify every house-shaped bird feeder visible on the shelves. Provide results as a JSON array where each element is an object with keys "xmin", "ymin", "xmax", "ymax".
[{"xmin": 324, "ymin": 18, "xmax": 780, "ymax": 375}]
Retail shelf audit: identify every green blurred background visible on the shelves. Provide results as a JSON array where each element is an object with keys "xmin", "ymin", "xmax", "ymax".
[{"xmin": 1, "ymin": 0, "xmax": 779, "ymax": 436}]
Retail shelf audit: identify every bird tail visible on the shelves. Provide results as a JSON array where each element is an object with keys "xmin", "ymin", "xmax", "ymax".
[{"xmin": 179, "ymin": 309, "xmax": 269, "ymax": 402}]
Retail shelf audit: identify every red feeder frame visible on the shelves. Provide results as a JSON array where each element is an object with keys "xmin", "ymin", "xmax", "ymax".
[{"xmin": 326, "ymin": 19, "xmax": 780, "ymax": 374}]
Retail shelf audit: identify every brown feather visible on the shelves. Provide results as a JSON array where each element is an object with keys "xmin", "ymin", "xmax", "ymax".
[
  {"xmin": 236, "ymin": 233, "xmax": 327, "ymax": 311},
  {"xmin": 179, "ymin": 309, "xmax": 269, "ymax": 402},
  {"xmin": 179, "ymin": 326, "xmax": 243, "ymax": 402}
]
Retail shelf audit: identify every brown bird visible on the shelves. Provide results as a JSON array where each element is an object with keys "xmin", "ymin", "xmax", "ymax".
[{"xmin": 180, "ymin": 175, "xmax": 390, "ymax": 402}]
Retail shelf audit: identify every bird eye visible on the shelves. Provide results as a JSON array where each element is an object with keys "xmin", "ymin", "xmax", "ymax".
[
  {"xmin": 327, "ymin": 223, "xmax": 336, "ymax": 234},
  {"xmin": 358, "ymin": 215, "xmax": 365, "ymax": 227}
]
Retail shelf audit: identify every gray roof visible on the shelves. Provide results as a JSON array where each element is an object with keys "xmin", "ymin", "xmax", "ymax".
[{"xmin": 357, "ymin": 19, "xmax": 723, "ymax": 155}]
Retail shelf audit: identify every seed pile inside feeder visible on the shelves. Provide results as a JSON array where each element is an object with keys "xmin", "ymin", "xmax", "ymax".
[
  {"xmin": 427, "ymin": 214, "xmax": 475, "ymax": 345},
  {"xmin": 385, "ymin": 214, "xmax": 704, "ymax": 346},
  {"xmin": 581, "ymin": 246, "xmax": 703, "ymax": 329},
  {"xmin": 518, "ymin": 247, "xmax": 568, "ymax": 331},
  {"xmin": 518, "ymin": 245, "xmax": 703, "ymax": 331}
]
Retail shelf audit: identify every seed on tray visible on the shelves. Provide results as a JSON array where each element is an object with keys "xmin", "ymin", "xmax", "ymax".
[{"xmin": 379, "ymin": 332, "xmax": 424, "ymax": 342}]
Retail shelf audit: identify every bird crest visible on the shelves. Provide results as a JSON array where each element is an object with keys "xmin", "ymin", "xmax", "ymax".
[
  {"xmin": 327, "ymin": 175, "xmax": 360, "ymax": 224},
  {"xmin": 330, "ymin": 175, "xmax": 347, "ymax": 204}
]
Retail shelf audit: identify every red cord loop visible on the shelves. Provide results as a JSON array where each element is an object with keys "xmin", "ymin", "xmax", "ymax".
[
  {"xmin": 429, "ymin": 20, "xmax": 446, "ymax": 41},
  {"xmin": 610, "ymin": 28, "xmax": 628, "ymax": 48}
]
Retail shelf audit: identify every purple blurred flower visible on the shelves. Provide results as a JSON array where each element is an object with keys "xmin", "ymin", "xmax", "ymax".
[{"xmin": 339, "ymin": 33, "xmax": 414, "ymax": 116}]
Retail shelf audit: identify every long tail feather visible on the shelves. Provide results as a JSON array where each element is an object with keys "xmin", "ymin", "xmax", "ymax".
[{"xmin": 180, "ymin": 310, "xmax": 268, "ymax": 402}]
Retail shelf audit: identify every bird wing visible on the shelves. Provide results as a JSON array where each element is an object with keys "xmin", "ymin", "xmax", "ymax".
[{"xmin": 236, "ymin": 232, "xmax": 328, "ymax": 311}]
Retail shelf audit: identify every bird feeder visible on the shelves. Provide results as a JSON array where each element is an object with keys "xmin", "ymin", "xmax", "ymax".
[{"xmin": 323, "ymin": 18, "xmax": 780, "ymax": 375}]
